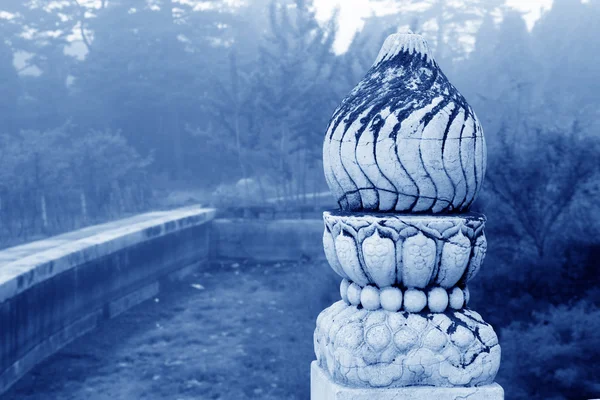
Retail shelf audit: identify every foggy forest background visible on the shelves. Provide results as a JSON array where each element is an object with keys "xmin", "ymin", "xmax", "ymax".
[{"xmin": 0, "ymin": 0, "xmax": 599, "ymax": 399}]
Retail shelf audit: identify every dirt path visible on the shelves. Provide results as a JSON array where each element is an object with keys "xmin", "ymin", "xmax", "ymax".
[{"xmin": 4, "ymin": 260, "xmax": 339, "ymax": 400}]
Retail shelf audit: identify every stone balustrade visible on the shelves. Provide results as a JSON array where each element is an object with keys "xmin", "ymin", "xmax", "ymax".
[{"xmin": 0, "ymin": 206, "xmax": 215, "ymax": 394}]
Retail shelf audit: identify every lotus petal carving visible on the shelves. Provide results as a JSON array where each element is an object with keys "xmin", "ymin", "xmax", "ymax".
[
  {"xmin": 361, "ymin": 230, "xmax": 396, "ymax": 287},
  {"xmin": 322, "ymin": 212, "xmax": 487, "ymax": 289}
]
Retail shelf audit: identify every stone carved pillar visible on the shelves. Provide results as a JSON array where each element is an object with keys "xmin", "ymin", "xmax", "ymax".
[{"xmin": 311, "ymin": 32, "xmax": 503, "ymax": 400}]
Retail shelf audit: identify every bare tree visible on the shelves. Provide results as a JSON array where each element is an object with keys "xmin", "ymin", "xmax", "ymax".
[{"xmin": 486, "ymin": 119, "xmax": 600, "ymax": 258}]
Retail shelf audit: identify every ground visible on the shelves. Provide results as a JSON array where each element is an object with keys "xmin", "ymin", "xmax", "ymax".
[{"xmin": 4, "ymin": 260, "xmax": 339, "ymax": 400}]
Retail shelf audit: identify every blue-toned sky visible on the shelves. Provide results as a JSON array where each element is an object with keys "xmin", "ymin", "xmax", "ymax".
[{"xmin": 314, "ymin": 0, "xmax": 554, "ymax": 53}]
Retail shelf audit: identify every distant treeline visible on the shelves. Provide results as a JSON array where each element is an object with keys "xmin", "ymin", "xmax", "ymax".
[{"xmin": 0, "ymin": 126, "xmax": 151, "ymax": 243}]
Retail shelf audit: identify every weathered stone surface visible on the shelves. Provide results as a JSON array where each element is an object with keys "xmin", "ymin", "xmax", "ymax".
[
  {"xmin": 323, "ymin": 32, "xmax": 486, "ymax": 213},
  {"xmin": 311, "ymin": 361, "xmax": 504, "ymax": 400},
  {"xmin": 313, "ymin": 31, "xmax": 503, "ymax": 398},
  {"xmin": 323, "ymin": 212, "xmax": 487, "ymax": 289},
  {"xmin": 314, "ymin": 302, "xmax": 500, "ymax": 388},
  {"xmin": 0, "ymin": 206, "xmax": 215, "ymax": 302}
]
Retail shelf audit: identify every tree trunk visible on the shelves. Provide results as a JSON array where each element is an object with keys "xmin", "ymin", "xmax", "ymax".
[
  {"xmin": 80, "ymin": 191, "xmax": 88, "ymax": 224},
  {"xmin": 301, "ymin": 150, "xmax": 308, "ymax": 206},
  {"xmin": 41, "ymin": 193, "xmax": 48, "ymax": 232},
  {"xmin": 139, "ymin": 185, "xmax": 146, "ymax": 211},
  {"xmin": 229, "ymin": 53, "xmax": 250, "ymax": 207},
  {"xmin": 119, "ymin": 187, "xmax": 126, "ymax": 214},
  {"xmin": 435, "ymin": 0, "xmax": 446, "ymax": 62},
  {"xmin": 172, "ymin": 113, "xmax": 184, "ymax": 180}
]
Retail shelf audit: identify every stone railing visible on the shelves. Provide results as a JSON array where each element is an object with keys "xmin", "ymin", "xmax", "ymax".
[
  {"xmin": 0, "ymin": 206, "xmax": 215, "ymax": 394},
  {"xmin": 213, "ymin": 219, "xmax": 325, "ymax": 262}
]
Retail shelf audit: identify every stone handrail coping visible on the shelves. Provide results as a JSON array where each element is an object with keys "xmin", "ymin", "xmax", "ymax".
[
  {"xmin": 266, "ymin": 191, "xmax": 332, "ymax": 204},
  {"xmin": 0, "ymin": 206, "xmax": 216, "ymax": 304}
]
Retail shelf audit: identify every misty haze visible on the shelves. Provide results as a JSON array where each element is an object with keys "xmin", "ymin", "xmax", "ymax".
[{"xmin": 0, "ymin": 1, "xmax": 598, "ymax": 399}]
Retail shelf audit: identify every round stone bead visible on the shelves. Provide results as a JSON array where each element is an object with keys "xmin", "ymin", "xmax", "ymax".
[
  {"xmin": 448, "ymin": 287, "xmax": 464, "ymax": 310},
  {"xmin": 360, "ymin": 286, "xmax": 381, "ymax": 310},
  {"xmin": 403, "ymin": 289, "xmax": 427, "ymax": 313},
  {"xmin": 347, "ymin": 283, "xmax": 362, "ymax": 306},
  {"xmin": 428, "ymin": 287, "xmax": 449, "ymax": 313},
  {"xmin": 340, "ymin": 279, "xmax": 351, "ymax": 304},
  {"xmin": 380, "ymin": 287, "xmax": 403, "ymax": 312}
]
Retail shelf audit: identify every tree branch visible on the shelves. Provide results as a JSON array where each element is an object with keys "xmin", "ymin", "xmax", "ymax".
[{"xmin": 72, "ymin": 0, "xmax": 92, "ymax": 53}]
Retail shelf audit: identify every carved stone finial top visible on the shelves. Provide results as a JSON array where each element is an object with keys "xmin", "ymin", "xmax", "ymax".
[
  {"xmin": 374, "ymin": 31, "xmax": 434, "ymax": 66},
  {"xmin": 323, "ymin": 32, "xmax": 486, "ymax": 214}
]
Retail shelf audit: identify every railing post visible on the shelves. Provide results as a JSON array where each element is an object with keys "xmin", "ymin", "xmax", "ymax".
[{"xmin": 312, "ymin": 32, "xmax": 503, "ymax": 400}]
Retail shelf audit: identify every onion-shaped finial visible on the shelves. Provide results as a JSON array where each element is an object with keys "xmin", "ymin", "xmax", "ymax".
[{"xmin": 323, "ymin": 32, "xmax": 486, "ymax": 213}]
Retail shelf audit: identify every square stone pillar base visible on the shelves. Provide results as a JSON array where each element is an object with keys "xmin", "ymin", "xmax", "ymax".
[{"xmin": 311, "ymin": 361, "xmax": 504, "ymax": 400}]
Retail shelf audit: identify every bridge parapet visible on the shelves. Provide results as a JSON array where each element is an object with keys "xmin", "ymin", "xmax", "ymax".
[{"xmin": 0, "ymin": 206, "xmax": 216, "ymax": 394}]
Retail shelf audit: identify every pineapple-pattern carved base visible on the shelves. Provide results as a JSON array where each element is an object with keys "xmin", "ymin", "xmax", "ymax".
[{"xmin": 314, "ymin": 301, "xmax": 500, "ymax": 388}]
